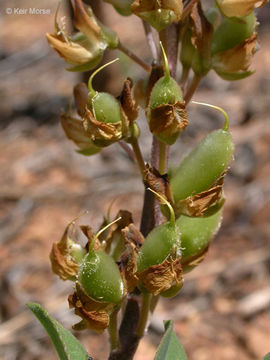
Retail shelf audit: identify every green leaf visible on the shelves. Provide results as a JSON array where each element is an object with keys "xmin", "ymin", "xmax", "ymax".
[
  {"xmin": 27, "ymin": 303, "xmax": 90, "ymax": 360},
  {"xmin": 263, "ymin": 354, "xmax": 270, "ymax": 360},
  {"xmin": 154, "ymin": 320, "xmax": 188, "ymax": 360}
]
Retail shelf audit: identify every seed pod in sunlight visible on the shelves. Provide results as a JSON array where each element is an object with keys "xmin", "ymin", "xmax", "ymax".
[
  {"xmin": 170, "ymin": 103, "xmax": 234, "ymax": 207},
  {"xmin": 46, "ymin": 0, "xmax": 118, "ymax": 72},
  {"xmin": 78, "ymin": 218, "xmax": 126, "ymax": 304},
  {"xmin": 78, "ymin": 250, "xmax": 125, "ymax": 304},
  {"xmin": 137, "ymin": 190, "xmax": 183, "ymax": 296},
  {"xmin": 211, "ymin": 13, "xmax": 256, "ymax": 55},
  {"xmin": 104, "ymin": 0, "xmax": 133, "ymax": 16},
  {"xmin": 211, "ymin": 12, "xmax": 258, "ymax": 80},
  {"xmin": 212, "ymin": 33, "xmax": 258, "ymax": 80},
  {"xmin": 216, "ymin": 0, "xmax": 268, "ymax": 18},
  {"xmin": 131, "ymin": 0, "xmax": 183, "ymax": 32},
  {"xmin": 50, "ymin": 219, "xmax": 87, "ymax": 281},
  {"xmin": 148, "ymin": 43, "xmax": 188, "ymax": 145},
  {"xmin": 83, "ymin": 59, "xmax": 130, "ymax": 147},
  {"xmin": 177, "ymin": 208, "xmax": 223, "ymax": 273}
]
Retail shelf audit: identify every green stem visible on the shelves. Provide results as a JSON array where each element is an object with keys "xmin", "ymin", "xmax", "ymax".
[
  {"xmin": 109, "ymin": 308, "xmax": 120, "ymax": 351},
  {"xmin": 131, "ymin": 139, "xmax": 145, "ymax": 178},
  {"xmin": 136, "ymin": 292, "xmax": 151, "ymax": 337},
  {"xmin": 150, "ymin": 295, "xmax": 159, "ymax": 313},
  {"xmin": 158, "ymin": 140, "xmax": 167, "ymax": 175},
  {"xmin": 117, "ymin": 42, "xmax": 151, "ymax": 74},
  {"xmin": 184, "ymin": 74, "xmax": 202, "ymax": 105},
  {"xmin": 180, "ymin": 66, "xmax": 190, "ymax": 90}
]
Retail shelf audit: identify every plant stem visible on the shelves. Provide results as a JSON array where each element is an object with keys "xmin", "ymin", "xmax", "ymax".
[
  {"xmin": 184, "ymin": 74, "xmax": 202, "ymax": 104},
  {"xmin": 131, "ymin": 139, "xmax": 145, "ymax": 178},
  {"xmin": 117, "ymin": 42, "xmax": 152, "ymax": 73},
  {"xmin": 108, "ymin": 308, "xmax": 120, "ymax": 351},
  {"xmin": 142, "ymin": 20, "xmax": 158, "ymax": 61},
  {"xmin": 180, "ymin": 66, "xmax": 190, "ymax": 91},
  {"xmin": 158, "ymin": 140, "xmax": 167, "ymax": 175},
  {"xmin": 118, "ymin": 141, "xmax": 136, "ymax": 162},
  {"xmin": 136, "ymin": 292, "xmax": 151, "ymax": 337}
]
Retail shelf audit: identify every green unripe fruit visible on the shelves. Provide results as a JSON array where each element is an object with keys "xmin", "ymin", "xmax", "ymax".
[
  {"xmin": 78, "ymin": 250, "xmax": 124, "ymax": 304},
  {"xmin": 177, "ymin": 209, "xmax": 222, "ymax": 261},
  {"xmin": 137, "ymin": 222, "xmax": 180, "ymax": 272},
  {"xmin": 170, "ymin": 109, "xmax": 234, "ymax": 202},
  {"xmin": 211, "ymin": 13, "xmax": 256, "ymax": 55},
  {"xmin": 148, "ymin": 43, "xmax": 185, "ymax": 145},
  {"xmin": 92, "ymin": 92, "xmax": 122, "ymax": 124},
  {"xmin": 137, "ymin": 189, "xmax": 181, "ymax": 273},
  {"xmin": 149, "ymin": 76, "xmax": 183, "ymax": 109},
  {"xmin": 88, "ymin": 59, "xmax": 122, "ymax": 125}
]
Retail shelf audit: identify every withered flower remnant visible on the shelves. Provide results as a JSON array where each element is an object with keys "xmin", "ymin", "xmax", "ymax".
[
  {"xmin": 50, "ymin": 219, "xmax": 87, "ymax": 281},
  {"xmin": 46, "ymin": 0, "xmax": 118, "ymax": 71},
  {"xmin": 216, "ymin": 0, "xmax": 268, "ymax": 18},
  {"xmin": 131, "ymin": 0, "xmax": 183, "ymax": 32}
]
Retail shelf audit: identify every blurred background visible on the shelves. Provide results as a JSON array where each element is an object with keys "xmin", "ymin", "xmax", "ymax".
[{"xmin": 0, "ymin": 0, "xmax": 270, "ymax": 359}]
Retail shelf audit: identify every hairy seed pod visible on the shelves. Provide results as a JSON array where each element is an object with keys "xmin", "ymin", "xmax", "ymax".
[
  {"xmin": 78, "ymin": 218, "xmax": 125, "ymax": 304},
  {"xmin": 148, "ymin": 43, "xmax": 187, "ymax": 145},
  {"xmin": 78, "ymin": 250, "xmax": 124, "ymax": 304},
  {"xmin": 170, "ymin": 104, "xmax": 234, "ymax": 203},
  {"xmin": 137, "ymin": 190, "xmax": 181, "ymax": 273},
  {"xmin": 177, "ymin": 208, "xmax": 223, "ymax": 265},
  {"xmin": 88, "ymin": 60, "xmax": 123, "ymax": 125}
]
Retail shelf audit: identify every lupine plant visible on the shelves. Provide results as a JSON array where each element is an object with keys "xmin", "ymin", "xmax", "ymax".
[{"xmin": 27, "ymin": 0, "xmax": 269, "ymax": 359}]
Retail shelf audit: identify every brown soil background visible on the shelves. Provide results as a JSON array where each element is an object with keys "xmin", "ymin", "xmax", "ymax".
[{"xmin": 1, "ymin": 1, "xmax": 270, "ymax": 359}]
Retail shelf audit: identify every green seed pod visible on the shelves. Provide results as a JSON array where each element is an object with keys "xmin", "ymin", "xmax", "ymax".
[
  {"xmin": 78, "ymin": 250, "xmax": 124, "ymax": 303},
  {"xmin": 170, "ymin": 103, "xmax": 234, "ymax": 203},
  {"xmin": 78, "ymin": 218, "xmax": 125, "ymax": 304},
  {"xmin": 88, "ymin": 60, "xmax": 122, "ymax": 125},
  {"xmin": 148, "ymin": 43, "xmax": 187, "ymax": 145},
  {"xmin": 84, "ymin": 59, "xmax": 129, "ymax": 147},
  {"xmin": 211, "ymin": 12, "xmax": 256, "ymax": 55},
  {"xmin": 177, "ymin": 208, "xmax": 223, "ymax": 271},
  {"xmin": 137, "ymin": 190, "xmax": 181, "ymax": 273}
]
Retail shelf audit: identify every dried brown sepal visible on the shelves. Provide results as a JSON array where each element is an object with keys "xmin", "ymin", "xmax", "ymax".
[
  {"xmin": 50, "ymin": 223, "xmax": 79, "ymax": 281},
  {"xmin": 181, "ymin": 246, "xmax": 209, "ymax": 272},
  {"xmin": 146, "ymin": 65, "xmax": 164, "ymax": 107},
  {"xmin": 174, "ymin": 175, "xmax": 225, "ymax": 217},
  {"xmin": 61, "ymin": 111, "xmax": 101, "ymax": 154},
  {"xmin": 138, "ymin": 256, "xmax": 183, "ymax": 296},
  {"xmin": 216, "ymin": 0, "xmax": 268, "ymax": 18},
  {"xmin": 104, "ymin": 210, "xmax": 133, "ymax": 252},
  {"xmin": 119, "ymin": 78, "xmax": 139, "ymax": 122},
  {"xmin": 149, "ymin": 101, "xmax": 188, "ymax": 139},
  {"xmin": 68, "ymin": 287, "xmax": 109, "ymax": 333},
  {"xmin": 119, "ymin": 224, "xmax": 145, "ymax": 292},
  {"xmin": 144, "ymin": 164, "xmax": 174, "ymax": 205},
  {"xmin": 73, "ymin": 83, "xmax": 88, "ymax": 117},
  {"xmin": 72, "ymin": 0, "xmax": 101, "ymax": 42},
  {"xmin": 190, "ymin": 3, "xmax": 213, "ymax": 56},
  {"xmin": 80, "ymin": 225, "xmax": 101, "ymax": 251},
  {"xmin": 83, "ymin": 106, "xmax": 129, "ymax": 147},
  {"xmin": 213, "ymin": 33, "xmax": 258, "ymax": 74},
  {"xmin": 131, "ymin": 0, "xmax": 183, "ymax": 21}
]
